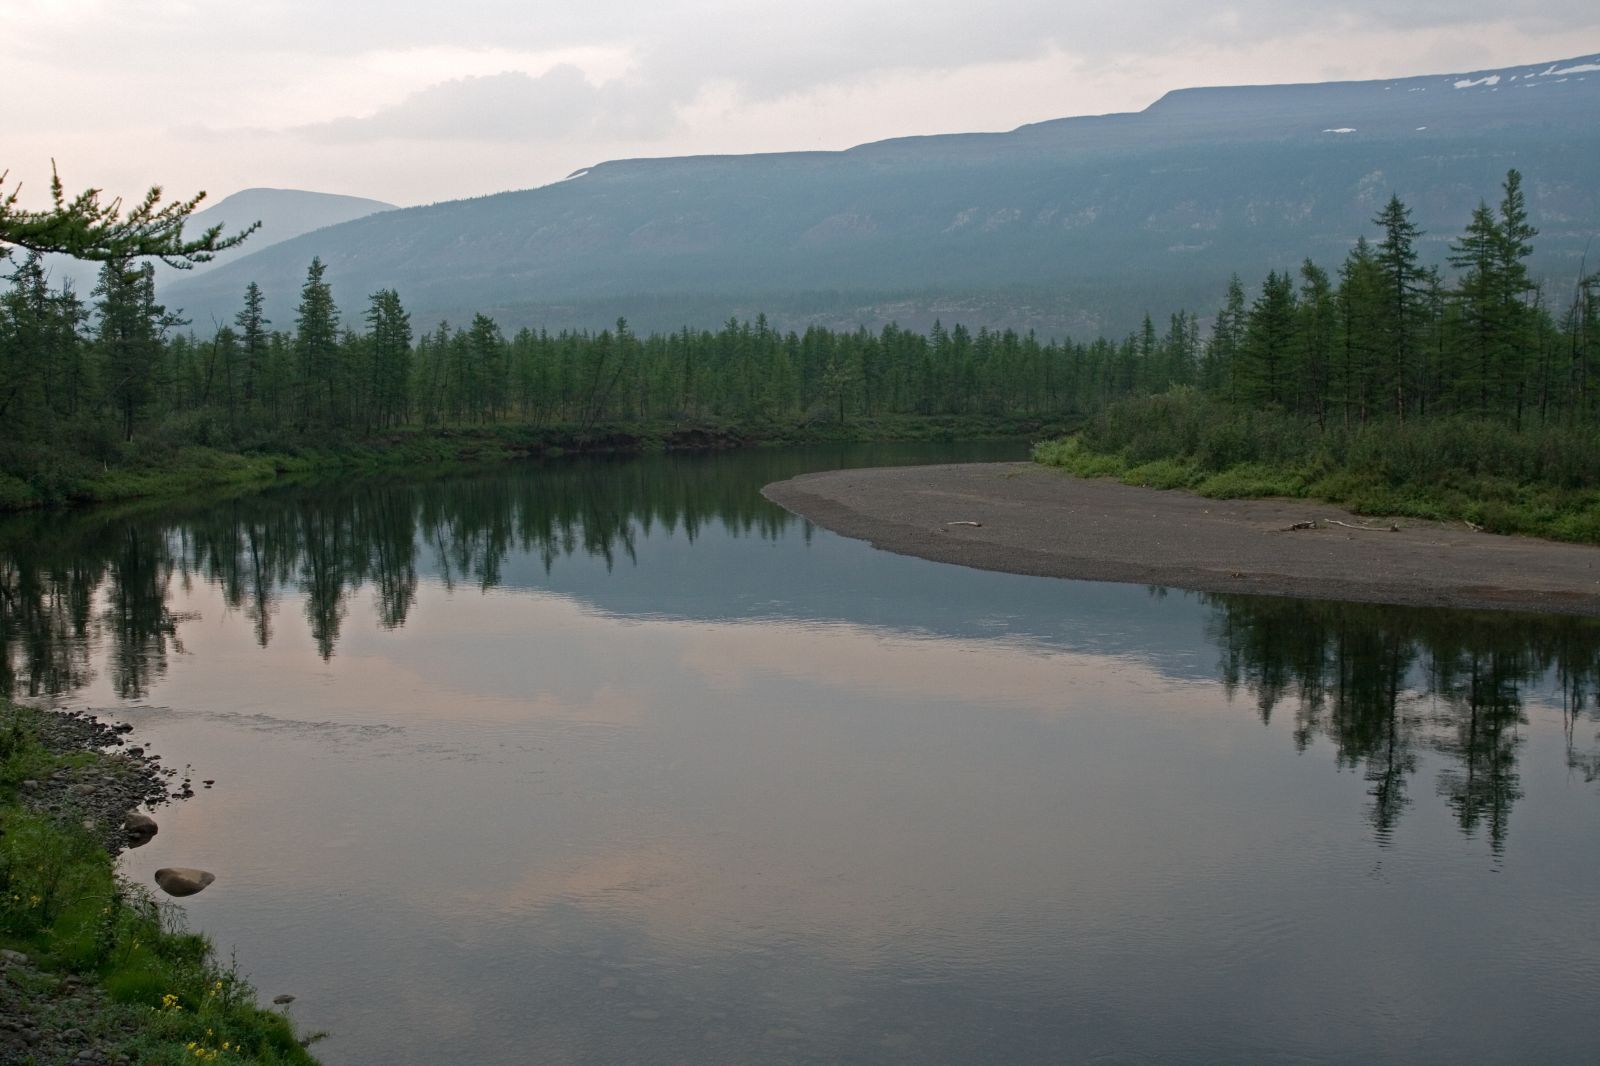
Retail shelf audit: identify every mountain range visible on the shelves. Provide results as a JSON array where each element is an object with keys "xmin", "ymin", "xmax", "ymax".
[
  {"xmin": 165, "ymin": 54, "xmax": 1600, "ymax": 339},
  {"xmin": 45, "ymin": 188, "xmax": 394, "ymax": 304}
]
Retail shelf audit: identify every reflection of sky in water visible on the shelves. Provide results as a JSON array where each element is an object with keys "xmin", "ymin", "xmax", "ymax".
[
  {"xmin": 482, "ymin": 510, "xmax": 1219, "ymax": 676},
  {"xmin": 20, "ymin": 455, "xmax": 1596, "ymax": 1065}
]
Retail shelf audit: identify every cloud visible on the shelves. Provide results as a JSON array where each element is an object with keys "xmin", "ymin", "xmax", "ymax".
[
  {"xmin": 295, "ymin": 65, "xmax": 675, "ymax": 143},
  {"xmin": 279, "ymin": 0, "xmax": 1600, "ymax": 154},
  {"xmin": 19, "ymin": 1, "xmax": 1600, "ymax": 107},
  {"xmin": 5, "ymin": 0, "xmax": 1599, "ymax": 205},
  {"xmin": 628, "ymin": 0, "xmax": 1600, "ymax": 102}
]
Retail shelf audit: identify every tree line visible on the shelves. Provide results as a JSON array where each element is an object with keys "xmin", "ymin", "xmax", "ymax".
[
  {"xmin": 1199, "ymin": 171, "xmax": 1598, "ymax": 428},
  {"xmin": 0, "ymin": 257, "xmax": 1188, "ymax": 455},
  {"xmin": 1, "ymin": 169, "xmax": 1596, "ymax": 469}
]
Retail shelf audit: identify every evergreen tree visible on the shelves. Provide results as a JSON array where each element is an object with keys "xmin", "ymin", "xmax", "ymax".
[
  {"xmin": 235, "ymin": 281, "xmax": 269, "ymax": 404},
  {"xmin": 1241, "ymin": 270, "xmax": 1296, "ymax": 407},
  {"xmin": 1296, "ymin": 260, "xmax": 1333, "ymax": 425},
  {"xmin": 0, "ymin": 253, "xmax": 54, "ymax": 430},
  {"xmin": 208, "ymin": 325, "xmax": 242, "ymax": 425},
  {"xmin": 1335, "ymin": 237, "xmax": 1384, "ymax": 425},
  {"xmin": 95, "ymin": 260, "xmax": 176, "ymax": 440},
  {"xmin": 1449, "ymin": 201, "xmax": 1500, "ymax": 415},
  {"xmin": 294, "ymin": 257, "xmax": 340, "ymax": 430},
  {"xmin": 365, "ymin": 289, "xmax": 412, "ymax": 430},
  {"xmin": 1563, "ymin": 271, "xmax": 1599, "ymax": 419},
  {"xmin": 1494, "ymin": 170, "xmax": 1539, "ymax": 427},
  {"xmin": 1372, "ymin": 194, "xmax": 1428, "ymax": 421},
  {"xmin": 1202, "ymin": 275, "xmax": 1247, "ymax": 399}
]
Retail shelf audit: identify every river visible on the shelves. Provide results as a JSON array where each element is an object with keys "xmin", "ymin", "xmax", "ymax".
[{"xmin": 3, "ymin": 444, "xmax": 1597, "ymax": 1065}]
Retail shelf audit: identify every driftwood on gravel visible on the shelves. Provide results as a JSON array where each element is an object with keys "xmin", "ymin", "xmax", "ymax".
[
  {"xmin": 1273, "ymin": 519, "xmax": 1400, "ymax": 534},
  {"xmin": 1326, "ymin": 519, "xmax": 1400, "ymax": 533}
]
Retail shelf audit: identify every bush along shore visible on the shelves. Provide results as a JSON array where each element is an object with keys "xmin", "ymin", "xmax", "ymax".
[
  {"xmin": 1036, "ymin": 391, "xmax": 1600, "ymax": 543},
  {"xmin": 0, "ymin": 699, "xmax": 322, "ymax": 1065},
  {"xmin": 0, "ymin": 414, "xmax": 1059, "ymax": 514}
]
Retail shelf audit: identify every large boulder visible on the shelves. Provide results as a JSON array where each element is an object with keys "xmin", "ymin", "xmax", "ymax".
[{"xmin": 154, "ymin": 868, "xmax": 215, "ymax": 897}]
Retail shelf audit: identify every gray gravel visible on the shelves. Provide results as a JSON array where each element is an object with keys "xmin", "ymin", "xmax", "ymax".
[
  {"xmin": 763, "ymin": 462, "xmax": 1600, "ymax": 615},
  {"xmin": 15, "ymin": 708, "xmax": 177, "ymax": 855}
]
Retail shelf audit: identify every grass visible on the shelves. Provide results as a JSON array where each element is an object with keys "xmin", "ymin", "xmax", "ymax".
[
  {"xmin": 0, "ymin": 701, "xmax": 323, "ymax": 1064},
  {"xmin": 1034, "ymin": 391, "xmax": 1600, "ymax": 543}
]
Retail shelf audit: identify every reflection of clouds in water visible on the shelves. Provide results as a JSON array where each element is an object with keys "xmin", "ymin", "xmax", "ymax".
[
  {"xmin": 672, "ymin": 616, "xmax": 1182, "ymax": 719},
  {"xmin": 92, "ymin": 704, "xmax": 404, "ymax": 747},
  {"xmin": 392, "ymin": 584, "xmax": 1137, "ymax": 719}
]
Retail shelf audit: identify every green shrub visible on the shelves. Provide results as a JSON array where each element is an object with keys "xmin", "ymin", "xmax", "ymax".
[{"xmin": 1036, "ymin": 391, "xmax": 1600, "ymax": 542}]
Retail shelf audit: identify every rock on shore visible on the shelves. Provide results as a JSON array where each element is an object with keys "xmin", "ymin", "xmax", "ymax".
[{"xmin": 16, "ymin": 707, "xmax": 172, "ymax": 856}]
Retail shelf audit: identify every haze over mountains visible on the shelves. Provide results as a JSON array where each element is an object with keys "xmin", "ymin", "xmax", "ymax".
[
  {"xmin": 167, "ymin": 54, "xmax": 1600, "ymax": 339},
  {"xmin": 46, "ymin": 188, "xmax": 395, "ymax": 299}
]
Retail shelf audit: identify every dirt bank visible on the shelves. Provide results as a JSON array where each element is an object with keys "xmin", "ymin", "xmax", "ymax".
[{"xmin": 762, "ymin": 463, "xmax": 1600, "ymax": 616}]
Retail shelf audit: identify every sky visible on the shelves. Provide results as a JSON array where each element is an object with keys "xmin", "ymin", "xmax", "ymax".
[{"xmin": 5, "ymin": 0, "xmax": 1599, "ymax": 209}]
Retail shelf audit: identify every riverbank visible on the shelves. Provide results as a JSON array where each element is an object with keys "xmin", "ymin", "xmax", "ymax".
[
  {"xmin": 762, "ymin": 462, "xmax": 1600, "ymax": 615},
  {"xmin": 0, "ymin": 414, "xmax": 1058, "ymax": 514},
  {"xmin": 1036, "ymin": 393, "xmax": 1600, "ymax": 544},
  {"xmin": 0, "ymin": 700, "xmax": 322, "ymax": 1065}
]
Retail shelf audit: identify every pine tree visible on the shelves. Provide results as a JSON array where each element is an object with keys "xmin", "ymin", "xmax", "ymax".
[
  {"xmin": 1372, "ymin": 194, "xmax": 1428, "ymax": 421},
  {"xmin": 365, "ymin": 289, "xmax": 412, "ymax": 430},
  {"xmin": 235, "ymin": 282, "xmax": 269, "ymax": 404},
  {"xmin": 1296, "ymin": 260, "xmax": 1333, "ymax": 425},
  {"xmin": 96, "ymin": 260, "xmax": 177, "ymax": 440},
  {"xmin": 0, "ymin": 253, "xmax": 53, "ymax": 430},
  {"xmin": 294, "ymin": 258, "xmax": 340, "ymax": 430},
  {"xmin": 1241, "ymin": 270, "xmax": 1297, "ymax": 408},
  {"xmin": 1563, "ymin": 271, "xmax": 1598, "ymax": 420},
  {"xmin": 465, "ymin": 313, "xmax": 505, "ymax": 421},
  {"xmin": 208, "ymin": 325, "xmax": 242, "ymax": 425},
  {"xmin": 1449, "ymin": 201, "xmax": 1500, "ymax": 415},
  {"xmin": 1335, "ymin": 238, "xmax": 1384, "ymax": 425},
  {"xmin": 1494, "ymin": 170, "xmax": 1539, "ymax": 427}
]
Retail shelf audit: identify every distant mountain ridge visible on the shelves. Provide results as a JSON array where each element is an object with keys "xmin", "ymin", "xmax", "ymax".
[
  {"xmin": 167, "ymin": 53, "xmax": 1600, "ymax": 338},
  {"xmin": 184, "ymin": 188, "xmax": 398, "ymax": 258},
  {"xmin": 45, "ymin": 187, "xmax": 395, "ymax": 298}
]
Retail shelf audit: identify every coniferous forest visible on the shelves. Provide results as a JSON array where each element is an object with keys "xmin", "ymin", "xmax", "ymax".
[
  {"xmin": 1039, "ymin": 169, "xmax": 1599, "ymax": 541},
  {"xmin": 2, "ymin": 169, "xmax": 1598, "ymax": 532}
]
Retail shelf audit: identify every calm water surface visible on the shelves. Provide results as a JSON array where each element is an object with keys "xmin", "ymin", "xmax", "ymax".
[{"xmin": 3, "ymin": 444, "xmax": 1598, "ymax": 1065}]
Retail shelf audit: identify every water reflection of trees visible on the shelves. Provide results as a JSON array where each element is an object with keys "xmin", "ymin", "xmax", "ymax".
[
  {"xmin": 0, "ymin": 517, "xmax": 192, "ymax": 701},
  {"xmin": 1207, "ymin": 594, "xmax": 1600, "ymax": 850},
  {"xmin": 2, "ymin": 452, "xmax": 1596, "ymax": 849},
  {"xmin": 0, "ymin": 453, "xmax": 804, "ymax": 695}
]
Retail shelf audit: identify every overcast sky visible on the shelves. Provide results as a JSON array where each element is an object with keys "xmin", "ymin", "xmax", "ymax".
[{"xmin": 5, "ymin": 0, "xmax": 1599, "ymax": 209}]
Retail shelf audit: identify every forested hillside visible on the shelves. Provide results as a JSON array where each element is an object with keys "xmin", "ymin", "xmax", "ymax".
[{"xmin": 165, "ymin": 54, "xmax": 1600, "ymax": 338}]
